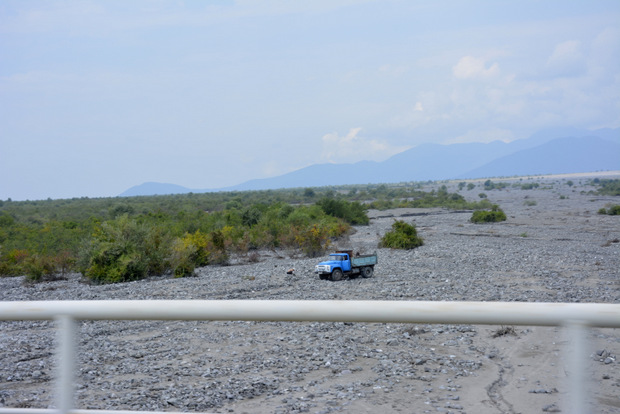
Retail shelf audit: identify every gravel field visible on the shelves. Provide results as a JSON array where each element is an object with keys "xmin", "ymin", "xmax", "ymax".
[{"xmin": 1, "ymin": 175, "xmax": 619, "ymax": 413}]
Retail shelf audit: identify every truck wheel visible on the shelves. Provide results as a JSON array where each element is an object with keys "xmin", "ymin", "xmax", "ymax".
[
  {"xmin": 362, "ymin": 266, "xmax": 374, "ymax": 278},
  {"xmin": 331, "ymin": 269, "xmax": 343, "ymax": 281}
]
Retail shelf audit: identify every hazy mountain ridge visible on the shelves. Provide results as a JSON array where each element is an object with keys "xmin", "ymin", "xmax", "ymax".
[
  {"xmin": 120, "ymin": 128, "xmax": 620, "ymax": 196},
  {"xmin": 459, "ymin": 136, "xmax": 620, "ymax": 178}
]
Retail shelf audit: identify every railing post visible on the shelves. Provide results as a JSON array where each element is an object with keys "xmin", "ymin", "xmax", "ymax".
[
  {"xmin": 565, "ymin": 320, "xmax": 587, "ymax": 414},
  {"xmin": 55, "ymin": 315, "xmax": 75, "ymax": 414}
]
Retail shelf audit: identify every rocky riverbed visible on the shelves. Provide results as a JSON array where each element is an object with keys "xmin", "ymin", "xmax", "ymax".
[{"xmin": 1, "ymin": 175, "xmax": 619, "ymax": 413}]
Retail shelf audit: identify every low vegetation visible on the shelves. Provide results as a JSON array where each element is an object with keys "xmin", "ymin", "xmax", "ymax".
[
  {"xmin": 483, "ymin": 180, "xmax": 508, "ymax": 190},
  {"xmin": 598, "ymin": 205, "xmax": 620, "ymax": 215},
  {"xmin": 379, "ymin": 220, "xmax": 424, "ymax": 250},
  {"xmin": 592, "ymin": 178, "xmax": 620, "ymax": 196},
  {"xmin": 366, "ymin": 185, "xmax": 494, "ymax": 211},
  {"xmin": 470, "ymin": 205, "xmax": 507, "ymax": 223},
  {"xmin": 0, "ymin": 182, "xmax": 504, "ymax": 282},
  {"xmin": 1, "ymin": 193, "xmax": 355, "ymax": 282}
]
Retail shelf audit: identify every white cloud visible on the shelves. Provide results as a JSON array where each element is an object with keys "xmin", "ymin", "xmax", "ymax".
[
  {"xmin": 545, "ymin": 40, "xmax": 586, "ymax": 77},
  {"xmin": 321, "ymin": 128, "xmax": 409, "ymax": 163},
  {"xmin": 453, "ymin": 56, "xmax": 500, "ymax": 79}
]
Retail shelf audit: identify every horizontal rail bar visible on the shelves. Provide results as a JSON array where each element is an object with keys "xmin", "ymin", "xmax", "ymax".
[{"xmin": 1, "ymin": 300, "xmax": 619, "ymax": 327}]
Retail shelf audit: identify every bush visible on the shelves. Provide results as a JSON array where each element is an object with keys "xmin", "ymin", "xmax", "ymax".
[
  {"xmin": 24, "ymin": 255, "xmax": 58, "ymax": 283},
  {"xmin": 484, "ymin": 180, "xmax": 508, "ymax": 190},
  {"xmin": 293, "ymin": 223, "xmax": 333, "ymax": 257},
  {"xmin": 170, "ymin": 238, "xmax": 197, "ymax": 277},
  {"xmin": 593, "ymin": 179, "xmax": 620, "ymax": 196},
  {"xmin": 169, "ymin": 231, "xmax": 210, "ymax": 277},
  {"xmin": 470, "ymin": 205, "xmax": 507, "ymax": 223},
  {"xmin": 600, "ymin": 205, "xmax": 620, "ymax": 215},
  {"xmin": 379, "ymin": 220, "xmax": 423, "ymax": 250},
  {"xmin": 79, "ymin": 215, "xmax": 172, "ymax": 284},
  {"xmin": 0, "ymin": 249, "xmax": 30, "ymax": 276},
  {"xmin": 23, "ymin": 251, "xmax": 74, "ymax": 283},
  {"xmin": 316, "ymin": 198, "xmax": 369, "ymax": 225}
]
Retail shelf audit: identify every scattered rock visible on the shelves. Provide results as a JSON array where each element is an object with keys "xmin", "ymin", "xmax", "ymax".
[{"xmin": 1, "ymin": 178, "xmax": 619, "ymax": 412}]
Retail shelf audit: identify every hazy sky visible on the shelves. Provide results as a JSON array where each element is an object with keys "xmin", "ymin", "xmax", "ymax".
[{"xmin": 1, "ymin": 1, "xmax": 619, "ymax": 200}]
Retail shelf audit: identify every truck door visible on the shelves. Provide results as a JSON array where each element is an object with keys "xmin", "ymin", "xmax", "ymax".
[{"xmin": 342, "ymin": 254, "xmax": 352, "ymax": 272}]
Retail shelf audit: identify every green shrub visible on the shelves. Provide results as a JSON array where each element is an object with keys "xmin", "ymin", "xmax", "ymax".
[
  {"xmin": 170, "ymin": 238, "xmax": 197, "ymax": 277},
  {"xmin": 470, "ymin": 205, "xmax": 507, "ymax": 223},
  {"xmin": 599, "ymin": 205, "xmax": 620, "ymax": 215},
  {"xmin": 293, "ymin": 223, "xmax": 333, "ymax": 257},
  {"xmin": 0, "ymin": 248, "xmax": 30, "ymax": 276},
  {"xmin": 593, "ymin": 179, "xmax": 620, "ymax": 196},
  {"xmin": 0, "ymin": 212, "xmax": 15, "ymax": 227},
  {"xmin": 241, "ymin": 205, "xmax": 264, "ymax": 227},
  {"xmin": 169, "ymin": 231, "xmax": 210, "ymax": 277},
  {"xmin": 80, "ymin": 215, "xmax": 171, "ymax": 284},
  {"xmin": 22, "ymin": 251, "xmax": 74, "ymax": 283},
  {"xmin": 484, "ymin": 180, "xmax": 508, "ymax": 190},
  {"xmin": 316, "ymin": 197, "xmax": 369, "ymax": 225},
  {"xmin": 379, "ymin": 220, "xmax": 423, "ymax": 250},
  {"xmin": 24, "ymin": 255, "xmax": 58, "ymax": 283}
]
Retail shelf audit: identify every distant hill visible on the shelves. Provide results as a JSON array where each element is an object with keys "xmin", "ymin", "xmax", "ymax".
[
  {"xmin": 119, "ymin": 182, "xmax": 193, "ymax": 197},
  {"xmin": 223, "ymin": 161, "xmax": 381, "ymax": 191},
  {"xmin": 120, "ymin": 128, "xmax": 620, "ymax": 196},
  {"xmin": 459, "ymin": 136, "xmax": 620, "ymax": 178}
]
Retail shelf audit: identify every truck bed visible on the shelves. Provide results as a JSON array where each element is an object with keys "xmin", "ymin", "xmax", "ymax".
[{"xmin": 351, "ymin": 254, "xmax": 377, "ymax": 268}]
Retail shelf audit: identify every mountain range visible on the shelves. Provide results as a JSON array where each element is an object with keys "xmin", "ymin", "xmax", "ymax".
[{"xmin": 120, "ymin": 127, "xmax": 620, "ymax": 197}]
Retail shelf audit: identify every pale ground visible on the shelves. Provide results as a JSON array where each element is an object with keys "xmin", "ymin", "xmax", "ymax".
[
  {"xmin": 229, "ymin": 173, "xmax": 620, "ymax": 413},
  {"xmin": 1, "ymin": 172, "xmax": 619, "ymax": 414}
]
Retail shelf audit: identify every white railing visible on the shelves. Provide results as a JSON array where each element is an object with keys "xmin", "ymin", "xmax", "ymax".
[{"xmin": 1, "ymin": 300, "xmax": 619, "ymax": 414}]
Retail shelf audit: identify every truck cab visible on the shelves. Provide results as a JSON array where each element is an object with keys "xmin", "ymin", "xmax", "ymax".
[{"xmin": 318, "ymin": 253, "xmax": 352, "ymax": 273}]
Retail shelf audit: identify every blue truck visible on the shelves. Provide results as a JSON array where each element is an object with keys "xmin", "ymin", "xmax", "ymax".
[{"xmin": 315, "ymin": 250, "xmax": 378, "ymax": 281}]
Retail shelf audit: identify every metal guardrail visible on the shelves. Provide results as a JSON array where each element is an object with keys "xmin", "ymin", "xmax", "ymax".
[{"xmin": 1, "ymin": 300, "xmax": 619, "ymax": 414}]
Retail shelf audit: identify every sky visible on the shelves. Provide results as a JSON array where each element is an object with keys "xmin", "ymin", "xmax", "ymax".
[{"xmin": 1, "ymin": 0, "xmax": 619, "ymax": 201}]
